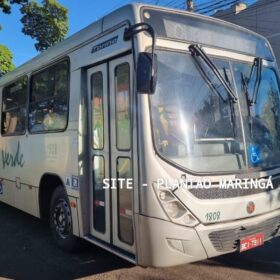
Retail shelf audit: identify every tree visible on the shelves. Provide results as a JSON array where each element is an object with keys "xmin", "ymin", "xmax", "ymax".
[
  {"xmin": 0, "ymin": 0, "xmax": 68, "ymax": 76},
  {"xmin": 20, "ymin": 0, "xmax": 68, "ymax": 51},
  {"xmin": 0, "ymin": 0, "xmax": 68, "ymax": 52},
  {"xmin": 0, "ymin": 0, "xmax": 28, "ymax": 14},
  {"xmin": 0, "ymin": 45, "xmax": 15, "ymax": 77}
]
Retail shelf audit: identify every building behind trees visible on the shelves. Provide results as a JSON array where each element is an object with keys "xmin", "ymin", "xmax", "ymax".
[{"xmin": 213, "ymin": 0, "xmax": 280, "ymax": 65}]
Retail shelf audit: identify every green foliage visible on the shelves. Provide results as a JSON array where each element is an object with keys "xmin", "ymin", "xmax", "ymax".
[
  {"xmin": 0, "ymin": 45, "xmax": 15, "ymax": 77},
  {"xmin": 0, "ymin": 0, "xmax": 68, "ymax": 52},
  {"xmin": 0, "ymin": 0, "xmax": 27, "ymax": 29},
  {"xmin": 0, "ymin": 0, "xmax": 27, "ymax": 14},
  {"xmin": 0, "ymin": 0, "xmax": 68, "ymax": 75},
  {"xmin": 20, "ymin": 0, "xmax": 68, "ymax": 51}
]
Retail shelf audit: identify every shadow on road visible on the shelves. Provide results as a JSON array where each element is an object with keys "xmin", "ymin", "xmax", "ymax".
[
  {"xmin": 1, "ymin": 201, "xmax": 280, "ymax": 280},
  {"xmin": 0, "ymin": 202, "xmax": 132, "ymax": 280}
]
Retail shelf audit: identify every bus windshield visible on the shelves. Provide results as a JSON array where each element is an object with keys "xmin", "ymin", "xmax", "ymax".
[
  {"xmin": 150, "ymin": 50, "xmax": 280, "ymax": 173},
  {"xmin": 233, "ymin": 62, "xmax": 280, "ymax": 168}
]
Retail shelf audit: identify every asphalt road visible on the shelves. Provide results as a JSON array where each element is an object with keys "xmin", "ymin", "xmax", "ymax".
[{"xmin": 0, "ymin": 202, "xmax": 279, "ymax": 280}]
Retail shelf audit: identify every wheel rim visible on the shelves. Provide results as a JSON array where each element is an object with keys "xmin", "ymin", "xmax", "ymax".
[{"xmin": 52, "ymin": 198, "xmax": 72, "ymax": 239}]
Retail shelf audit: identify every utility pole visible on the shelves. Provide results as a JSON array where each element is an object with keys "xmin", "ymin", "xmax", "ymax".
[{"xmin": 186, "ymin": 0, "xmax": 194, "ymax": 12}]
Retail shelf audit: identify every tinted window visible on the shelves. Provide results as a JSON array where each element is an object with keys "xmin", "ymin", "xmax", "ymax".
[
  {"xmin": 2, "ymin": 77, "xmax": 27, "ymax": 135},
  {"xmin": 29, "ymin": 60, "xmax": 69, "ymax": 132}
]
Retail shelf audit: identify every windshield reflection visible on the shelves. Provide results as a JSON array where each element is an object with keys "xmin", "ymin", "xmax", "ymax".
[
  {"xmin": 150, "ymin": 50, "xmax": 280, "ymax": 173},
  {"xmin": 150, "ymin": 50, "xmax": 245, "ymax": 173},
  {"xmin": 233, "ymin": 63, "xmax": 280, "ymax": 168}
]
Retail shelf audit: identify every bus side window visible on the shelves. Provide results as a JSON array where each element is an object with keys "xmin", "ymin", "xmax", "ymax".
[
  {"xmin": 29, "ymin": 60, "xmax": 69, "ymax": 133},
  {"xmin": 2, "ymin": 77, "xmax": 27, "ymax": 136}
]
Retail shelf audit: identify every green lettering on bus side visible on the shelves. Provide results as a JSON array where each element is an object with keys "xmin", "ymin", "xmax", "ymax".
[{"xmin": 2, "ymin": 141, "xmax": 25, "ymax": 169}]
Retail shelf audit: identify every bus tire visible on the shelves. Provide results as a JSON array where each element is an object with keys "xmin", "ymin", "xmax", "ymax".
[{"xmin": 49, "ymin": 185, "xmax": 79, "ymax": 252}]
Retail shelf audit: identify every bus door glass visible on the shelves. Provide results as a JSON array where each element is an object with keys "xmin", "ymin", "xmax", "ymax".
[
  {"xmin": 88, "ymin": 55, "xmax": 135, "ymax": 253},
  {"xmin": 109, "ymin": 55, "xmax": 134, "ymax": 253},
  {"xmin": 88, "ymin": 64, "xmax": 110, "ymax": 242}
]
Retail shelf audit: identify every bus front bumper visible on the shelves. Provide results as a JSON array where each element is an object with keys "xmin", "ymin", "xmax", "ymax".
[
  {"xmin": 197, "ymin": 208, "xmax": 280, "ymax": 259},
  {"xmin": 135, "ymin": 209, "xmax": 280, "ymax": 267}
]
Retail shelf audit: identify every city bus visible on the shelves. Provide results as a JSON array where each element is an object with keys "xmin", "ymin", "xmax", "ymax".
[{"xmin": 0, "ymin": 3, "xmax": 280, "ymax": 267}]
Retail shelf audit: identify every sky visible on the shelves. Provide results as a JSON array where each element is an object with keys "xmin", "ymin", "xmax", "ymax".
[{"xmin": 0, "ymin": 0, "xmax": 254, "ymax": 67}]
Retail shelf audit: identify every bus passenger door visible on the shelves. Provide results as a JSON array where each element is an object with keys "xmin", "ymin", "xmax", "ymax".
[
  {"xmin": 88, "ymin": 55, "xmax": 135, "ymax": 254},
  {"xmin": 109, "ymin": 55, "xmax": 135, "ymax": 253},
  {"xmin": 88, "ymin": 64, "xmax": 110, "ymax": 242}
]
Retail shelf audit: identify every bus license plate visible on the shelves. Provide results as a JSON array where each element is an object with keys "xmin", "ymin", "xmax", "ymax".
[{"xmin": 240, "ymin": 233, "xmax": 264, "ymax": 252}]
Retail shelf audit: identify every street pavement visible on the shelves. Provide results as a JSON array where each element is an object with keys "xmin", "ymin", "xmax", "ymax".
[{"xmin": 0, "ymin": 202, "xmax": 279, "ymax": 280}]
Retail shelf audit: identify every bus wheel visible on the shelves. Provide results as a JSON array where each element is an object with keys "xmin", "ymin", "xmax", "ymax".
[{"xmin": 49, "ymin": 186, "xmax": 78, "ymax": 252}]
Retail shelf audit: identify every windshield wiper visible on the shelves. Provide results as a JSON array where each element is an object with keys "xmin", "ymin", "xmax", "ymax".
[
  {"xmin": 189, "ymin": 44, "xmax": 238, "ymax": 103},
  {"xmin": 240, "ymin": 57, "xmax": 262, "ymax": 137},
  {"xmin": 241, "ymin": 72, "xmax": 253, "ymax": 136},
  {"xmin": 251, "ymin": 57, "xmax": 262, "ymax": 105},
  {"xmin": 190, "ymin": 52, "xmax": 228, "ymax": 103},
  {"xmin": 242, "ymin": 57, "xmax": 263, "ymax": 106},
  {"xmin": 223, "ymin": 67, "xmax": 236, "ymax": 134}
]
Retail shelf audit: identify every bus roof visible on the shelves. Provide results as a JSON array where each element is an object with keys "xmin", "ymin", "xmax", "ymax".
[{"xmin": 0, "ymin": 3, "xmax": 274, "ymax": 86}]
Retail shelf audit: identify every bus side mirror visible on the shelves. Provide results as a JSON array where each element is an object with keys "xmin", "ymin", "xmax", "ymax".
[{"xmin": 137, "ymin": 52, "xmax": 157, "ymax": 94}]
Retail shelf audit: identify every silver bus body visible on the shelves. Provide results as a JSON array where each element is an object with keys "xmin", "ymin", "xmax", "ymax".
[{"xmin": 0, "ymin": 4, "xmax": 279, "ymax": 267}]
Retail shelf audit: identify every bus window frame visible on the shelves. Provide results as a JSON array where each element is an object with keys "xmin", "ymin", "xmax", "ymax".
[
  {"xmin": 28, "ymin": 57, "xmax": 71, "ymax": 134},
  {"xmin": 1, "ymin": 75, "xmax": 28, "ymax": 137}
]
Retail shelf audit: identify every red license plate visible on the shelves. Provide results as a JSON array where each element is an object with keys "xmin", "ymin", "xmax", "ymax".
[{"xmin": 240, "ymin": 233, "xmax": 264, "ymax": 252}]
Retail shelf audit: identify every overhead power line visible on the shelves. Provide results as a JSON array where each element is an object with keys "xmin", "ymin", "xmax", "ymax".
[
  {"xmin": 196, "ymin": 0, "xmax": 238, "ymax": 13},
  {"xmin": 213, "ymin": 0, "xmax": 280, "ymax": 18}
]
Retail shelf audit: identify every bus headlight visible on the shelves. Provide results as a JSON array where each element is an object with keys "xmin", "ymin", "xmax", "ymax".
[
  {"xmin": 153, "ymin": 187, "xmax": 199, "ymax": 227},
  {"xmin": 165, "ymin": 201, "xmax": 186, "ymax": 219},
  {"xmin": 159, "ymin": 190, "xmax": 173, "ymax": 202}
]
